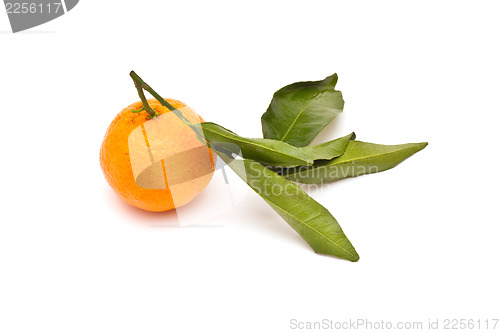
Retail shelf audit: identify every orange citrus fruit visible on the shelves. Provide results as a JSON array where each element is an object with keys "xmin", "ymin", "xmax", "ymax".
[{"xmin": 100, "ymin": 98, "xmax": 216, "ymax": 212}]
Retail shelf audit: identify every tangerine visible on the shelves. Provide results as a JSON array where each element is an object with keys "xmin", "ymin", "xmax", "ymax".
[{"xmin": 100, "ymin": 98, "xmax": 216, "ymax": 212}]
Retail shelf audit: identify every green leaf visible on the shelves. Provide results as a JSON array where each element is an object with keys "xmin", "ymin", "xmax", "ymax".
[
  {"xmin": 261, "ymin": 74, "xmax": 344, "ymax": 147},
  {"xmin": 281, "ymin": 141, "xmax": 428, "ymax": 184},
  {"xmin": 198, "ymin": 122, "xmax": 314, "ymax": 166},
  {"xmin": 215, "ymin": 147, "xmax": 359, "ymax": 262},
  {"xmin": 300, "ymin": 132, "xmax": 355, "ymax": 161},
  {"xmin": 198, "ymin": 123, "xmax": 354, "ymax": 167}
]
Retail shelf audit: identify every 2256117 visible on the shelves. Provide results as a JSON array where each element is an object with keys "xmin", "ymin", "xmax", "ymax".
[
  {"xmin": 5, "ymin": 2, "xmax": 63, "ymax": 14},
  {"xmin": 443, "ymin": 319, "xmax": 499, "ymax": 330}
]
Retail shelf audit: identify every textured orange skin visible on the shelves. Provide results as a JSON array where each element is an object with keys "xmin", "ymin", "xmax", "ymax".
[{"xmin": 100, "ymin": 98, "xmax": 216, "ymax": 212}]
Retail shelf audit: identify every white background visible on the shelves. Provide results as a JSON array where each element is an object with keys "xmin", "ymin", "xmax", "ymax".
[{"xmin": 1, "ymin": 1, "xmax": 499, "ymax": 332}]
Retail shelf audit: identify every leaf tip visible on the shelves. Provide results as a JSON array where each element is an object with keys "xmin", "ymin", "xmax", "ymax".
[
  {"xmin": 416, "ymin": 142, "xmax": 428, "ymax": 151},
  {"xmin": 350, "ymin": 253, "xmax": 360, "ymax": 262},
  {"xmin": 322, "ymin": 73, "xmax": 339, "ymax": 88}
]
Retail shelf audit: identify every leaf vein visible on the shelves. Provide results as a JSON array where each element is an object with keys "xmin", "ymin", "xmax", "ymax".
[{"xmin": 279, "ymin": 92, "xmax": 324, "ymax": 142}]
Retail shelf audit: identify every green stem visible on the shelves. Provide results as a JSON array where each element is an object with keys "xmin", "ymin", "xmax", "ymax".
[
  {"xmin": 129, "ymin": 70, "xmax": 214, "ymax": 149},
  {"xmin": 131, "ymin": 107, "xmax": 144, "ymax": 113},
  {"xmin": 131, "ymin": 75, "xmax": 156, "ymax": 118},
  {"xmin": 129, "ymin": 71, "xmax": 182, "ymax": 119},
  {"xmin": 130, "ymin": 71, "xmax": 176, "ymax": 109}
]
